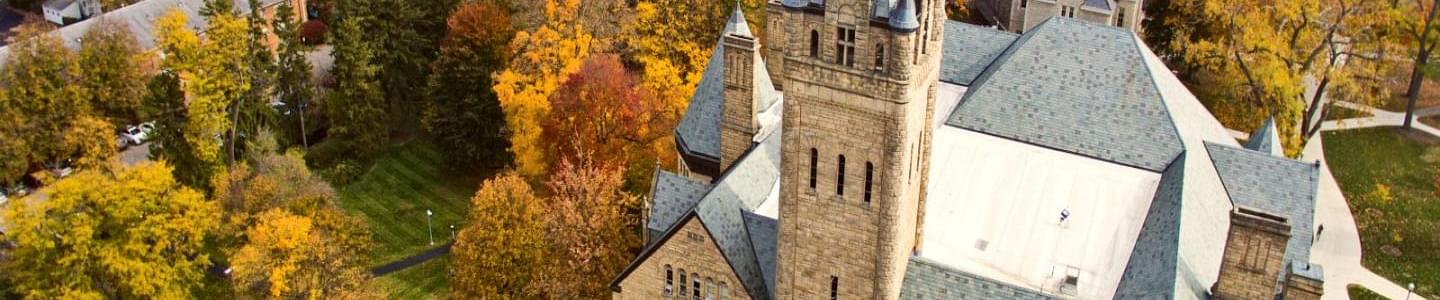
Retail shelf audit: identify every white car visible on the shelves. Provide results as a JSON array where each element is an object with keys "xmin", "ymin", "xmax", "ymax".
[{"xmin": 120, "ymin": 122, "xmax": 155, "ymax": 147}]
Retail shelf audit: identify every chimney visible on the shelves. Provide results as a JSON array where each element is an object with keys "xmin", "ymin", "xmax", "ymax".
[
  {"xmin": 720, "ymin": 16, "xmax": 759, "ymax": 171},
  {"xmin": 1212, "ymin": 207, "xmax": 1292, "ymax": 300}
]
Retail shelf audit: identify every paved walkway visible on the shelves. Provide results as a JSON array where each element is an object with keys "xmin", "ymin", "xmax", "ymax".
[
  {"xmin": 370, "ymin": 243, "xmax": 452, "ymax": 277},
  {"xmin": 1305, "ymin": 102, "xmax": 1429, "ymax": 299}
]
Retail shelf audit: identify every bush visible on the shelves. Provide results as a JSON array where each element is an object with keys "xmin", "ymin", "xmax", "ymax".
[
  {"xmin": 304, "ymin": 139, "xmax": 351, "ymax": 168},
  {"xmin": 323, "ymin": 160, "xmax": 361, "ymax": 186},
  {"xmin": 299, "ymin": 20, "xmax": 327, "ymax": 45}
]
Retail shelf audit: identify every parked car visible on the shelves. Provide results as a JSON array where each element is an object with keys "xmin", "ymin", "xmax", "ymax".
[{"xmin": 120, "ymin": 122, "xmax": 155, "ymax": 147}]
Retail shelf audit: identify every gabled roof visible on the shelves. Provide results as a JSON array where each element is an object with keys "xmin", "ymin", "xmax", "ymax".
[
  {"xmin": 945, "ymin": 17, "xmax": 1183, "ymax": 172},
  {"xmin": 940, "ymin": 21, "xmax": 1018, "ymax": 86},
  {"xmin": 1244, "ymin": 117, "xmax": 1284, "ymax": 157},
  {"xmin": 1206, "ymin": 142, "xmax": 1320, "ymax": 268},
  {"xmin": 43, "ymin": 0, "xmax": 78, "ymax": 12},
  {"xmin": 674, "ymin": 8, "xmax": 776, "ymax": 162},
  {"xmin": 647, "ymin": 170, "xmax": 710, "ymax": 233},
  {"xmin": 1083, "ymin": 0, "xmax": 1112, "ymax": 11}
]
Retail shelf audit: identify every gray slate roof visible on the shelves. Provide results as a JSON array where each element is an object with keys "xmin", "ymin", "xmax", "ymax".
[
  {"xmin": 1205, "ymin": 142, "xmax": 1320, "ymax": 269},
  {"xmin": 43, "ymin": 0, "xmax": 78, "ymax": 11},
  {"xmin": 945, "ymin": 17, "xmax": 1183, "ymax": 172},
  {"xmin": 900, "ymin": 256, "xmax": 1054, "ymax": 299},
  {"xmin": 674, "ymin": 9, "xmax": 777, "ymax": 161},
  {"xmin": 647, "ymin": 170, "xmax": 710, "ymax": 233},
  {"xmin": 742, "ymin": 210, "xmax": 778, "ymax": 297},
  {"xmin": 1114, "ymin": 154, "xmax": 1186, "ymax": 299},
  {"xmin": 0, "ymin": 0, "xmax": 286, "ymax": 63},
  {"xmin": 691, "ymin": 129, "xmax": 782, "ymax": 299},
  {"xmin": 940, "ymin": 21, "xmax": 1018, "ymax": 86},
  {"xmin": 1244, "ymin": 118, "xmax": 1284, "ymax": 156},
  {"xmin": 1083, "ymin": 0, "xmax": 1111, "ymax": 11}
]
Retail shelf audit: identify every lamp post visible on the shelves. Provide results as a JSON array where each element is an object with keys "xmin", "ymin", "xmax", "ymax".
[
  {"xmin": 426, "ymin": 209, "xmax": 434, "ymax": 246},
  {"xmin": 1407, "ymin": 283, "xmax": 1415, "ymax": 300},
  {"xmin": 449, "ymin": 224, "xmax": 456, "ymax": 241}
]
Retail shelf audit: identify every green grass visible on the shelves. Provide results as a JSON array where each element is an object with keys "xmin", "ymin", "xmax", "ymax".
[
  {"xmin": 1323, "ymin": 127, "xmax": 1440, "ymax": 299},
  {"xmin": 336, "ymin": 140, "xmax": 481, "ymax": 263},
  {"xmin": 375, "ymin": 255, "xmax": 451, "ymax": 299},
  {"xmin": 1348, "ymin": 285, "xmax": 1387, "ymax": 300}
]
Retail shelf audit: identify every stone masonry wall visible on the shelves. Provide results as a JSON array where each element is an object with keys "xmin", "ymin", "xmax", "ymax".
[
  {"xmin": 614, "ymin": 216, "xmax": 752, "ymax": 300},
  {"xmin": 722, "ymin": 33, "xmax": 759, "ymax": 171},
  {"xmin": 1212, "ymin": 209, "xmax": 1291, "ymax": 300}
]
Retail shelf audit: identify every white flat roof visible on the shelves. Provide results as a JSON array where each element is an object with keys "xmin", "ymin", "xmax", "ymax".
[{"xmin": 919, "ymin": 125, "xmax": 1161, "ymax": 299}]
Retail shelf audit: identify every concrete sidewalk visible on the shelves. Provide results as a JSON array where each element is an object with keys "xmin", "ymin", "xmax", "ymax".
[{"xmin": 1320, "ymin": 101, "xmax": 1440, "ymax": 137}]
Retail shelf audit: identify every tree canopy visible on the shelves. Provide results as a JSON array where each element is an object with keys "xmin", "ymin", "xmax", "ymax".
[
  {"xmin": 449, "ymin": 172, "xmax": 547, "ymax": 299},
  {"xmin": 426, "ymin": 1, "xmax": 515, "ymax": 168}
]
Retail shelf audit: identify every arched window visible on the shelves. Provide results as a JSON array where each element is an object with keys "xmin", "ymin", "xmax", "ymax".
[
  {"xmin": 874, "ymin": 45, "xmax": 885, "ymax": 72},
  {"xmin": 864, "ymin": 162, "xmax": 874, "ymax": 203},
  {"xmin": 837, "ymin": 155, "xmax": 846, "ymax": 196},
  {"xmin": 705, "ymin": 278, "xmax": 714, "ymax": 300},
  {"xmin": 665, "ymin": 265, "xmax": 674, "ymax": 296},
  {"xmin": 679, "ymin": 270, "xmax": 688, "ymax": 296},
  {"xmin": 809, "ymin": 148, "xmax": 818, "ymax": 189},
  {"xmin": 829, "ymin": 276, "xmax": 839, "ymax": 300},
  {"xmin": 692, "ymin": 274, "xmax": 701, "ymax": 300},
  {"xmin": 809, "ymin": 30, "xmax": 820, "ymax": 57},
  {"xmin": 719, "ymin": 282, "xmax": 729, "ymax": 300}
]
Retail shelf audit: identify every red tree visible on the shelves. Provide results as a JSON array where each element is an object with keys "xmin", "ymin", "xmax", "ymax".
[{"xmin": 543, "ymin": 54, "xmax": 668, "ymax": 174}]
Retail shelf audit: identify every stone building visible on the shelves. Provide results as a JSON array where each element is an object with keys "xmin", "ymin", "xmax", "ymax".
[
  {"xmin": 971, "ymin": 0, "xmax": 1141, "ymax": 33},
  {"xmin": 611, "ymin": 1, "xmax": 1325, "ymax": 299}
]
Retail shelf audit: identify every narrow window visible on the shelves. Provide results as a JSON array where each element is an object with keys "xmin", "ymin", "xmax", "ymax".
[
  {"xmin": 1116, "ymin": 8, "xmax": 1125, "ymax": 26},
  {"xmin": 1020, "ymin": 0, "xmax": 1026, "ymax": 8},
  {"xmin": 719, "ymin": 282, "xmax": 729, "ymax": 300},
  {"xmin": 692, "ymin": 274, "xmax": 701, "ymax": 300},
  {"xmin": 665, "ymin": 265, "xmax": 674, "ymax": 296},
  {"xmin": 679, "ymin": 271, "xmax": 688, "ymax": 296},
  {"xmin": 864, "ymin": 162, "xmax": 874, "ymax": 203},
  {"xmin": 705, "ymin": 278, "xmax": 714, "ymax": 300},
  {"xmin": 874, "ymin": 45, "xmax": 885, "ymax": 72},
  {"xmin": 809, "ymin": 30, "xmax": 820, "ymax": 57},
  {"xmin": 837, "ymin": 155, "xmax": 846, "ymax": 196},
  {"xmin": 829, "ymin": 276, "xmax": 839, "ymax": 300},
  {"xmin": 809, "ymin": 148, "xmax": 818, "ymax": 189},
  {"xmin": 835, "ymin": 27, "xmax": 856, "ymax": 66}
]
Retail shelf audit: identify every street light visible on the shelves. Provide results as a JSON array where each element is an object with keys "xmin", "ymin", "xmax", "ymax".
[
  {"xmin": 449, "ymin": 224, "xmax": 456, "ymax": 241},
  {"xmin": 1407, "ymin": 283, "xmax": 1415, "ymax": 300},
  {"xmin": 426, "ymin": 209, "xmax": 434, "ymax": 246}
]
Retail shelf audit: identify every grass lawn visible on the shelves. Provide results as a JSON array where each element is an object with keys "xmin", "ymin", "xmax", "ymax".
[
  {"xmin": 337, "ymin": 140, "xmax": 482, "ymax": 263},
  {"xmin": 1323, "ymin": 127, "xmax": 1440, "ymax": 298},
  {"xmin": 375, "ymin": 255, "xmax": 451, "ymax": 299},
  {"xmin": 1348, "ymin": 285, "xmax": 1386, "ymax": 300}
]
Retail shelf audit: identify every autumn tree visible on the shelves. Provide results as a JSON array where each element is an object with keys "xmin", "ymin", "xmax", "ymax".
[
  {"xmin": 531, "ymin": 158, "xmax": 642, "ymax": 298},
  {"xmin": 78, "ymin": 18, "xmax": 149, "ymax": 126},
  {"xmin": 0, "ymin": 162, "xmax": 220, "ymax": 299},
  {"xmin": 1154, "ymin": 0, "xmax": 1398, "ymax": 156},
  {"xmin": 1, "ymin": 24, "xmax": 94, "ymax": 171},
  {"xmin": 492, "ymin": 0, "xmax": 593, "ymax": 176},
  {"xmin": 450, "ymin": 172, "xmax": 547, "ymax": 299},
  {"xmin": 327, "ymin": 16, "xmax": 388, "ymax": 156},
  {"xmin": 272, "ymin": 0, "xmax": 318, "ymax": 147},
  {"xmin": 544, "ymin": 54, "xmax": 671, "ymax": 191},
  {"xmin": 425, "ymin": 1, "xmax": 514, "ymax": 168},
  {"xmin": 217, "ymin": 132, "xmax": 376, "ymax": 298},
  {"xmin": 145, "ymin": 71, "xmax": 212, "ymax": 188},
  {"xmin": 153, "ymin": 7, "xmax": 252, "ymax": 187},
  {"xmin": 1403, "ymin": 0, "xmax": 1440, "ymax": 128}
]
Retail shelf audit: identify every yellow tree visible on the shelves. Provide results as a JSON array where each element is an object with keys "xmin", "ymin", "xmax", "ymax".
[
  {"xmin": 1, "ymin": 23, "xmax": 93, "ymax": 172},
  {"xmin": 530, "ymin": 158, "xmax": 642, "ymax": 298},
  {"xmin": 1, "ymin": 162, "xmax": 220, "ymax": 299},
  {"xmin": 450, "ymin": 172, "xmax": 548, "ymax": 299},
  {"xmin": 229, "ymin": 209, "xmax": 377, "ymax": 299},
  {"xmin": 492, "ymin": 0, "xmax": 593, "ymax": 176},
  {"xmin": 626, "ymin": 0, "xmax": 763, "ymax": 120},
  {"xmin": 154, "ymin": 8, "xmax": 251, "ymax": 183}
]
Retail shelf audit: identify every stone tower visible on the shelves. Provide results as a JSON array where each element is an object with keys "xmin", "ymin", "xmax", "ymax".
[
  {"xmin": 766, "ymin": 0, "xmax": 944, "ymax": 296},
  {"xmin": 1212, "ymin": 207, "xmax": 1291, "ymax": 299}
]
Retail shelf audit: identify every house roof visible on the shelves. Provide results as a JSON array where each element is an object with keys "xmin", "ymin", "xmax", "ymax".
[
  {"xmin": 43, "ymin": 0, "xmax": 78, "ymax": 12},
  {"xmin": 742, "ymin": 210, "xmax": 778, "ymax": 297},
  {"xmin": 0, "ymin": 0, "xmax": 284, "ymax": 64},
  {"xmin": 939, "ymin": 21, "xmax": 1018, "ymax": 86},
  {"xmin": 647, "ymin": 170, "xmax": 710, "ymax": 233},
  {"xmin": 1083, "ymin": 0, "xmax": 1111, "ymax": 11},
  {"xmin": 1113, "ymin": 154, "xmax": 1185, "ymax": 299},
  {"xmin": 674, "ymin": 8, "xmax": 777, "ymax": 162},
  {"xmin": 945, "ymin": 17, "xmax": 1183, "ymax": 172},
  {"xmin": 1244, "ymin": 117, "xmax": 1284, "ymax": 156},
  {"xmin": 899, "ymin": 256, "xmax": 1052, "ymax": 299},
  {"xmin": 1206, "ymin": 142, "xmax": 1320, "ymax": 268}
]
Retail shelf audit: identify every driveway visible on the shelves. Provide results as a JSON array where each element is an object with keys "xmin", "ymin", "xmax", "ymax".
[{"xmin": 120, "ymin": 143, "xmax": 150, "ymax": 166}]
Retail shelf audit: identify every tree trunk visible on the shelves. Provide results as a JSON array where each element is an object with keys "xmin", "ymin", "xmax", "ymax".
[
  {"xmin": 1304, "ymin": 76, "xmax": 1333, "ymax": 138},
  {"xmin": 1405, "ymin": 51, "xmax": 1430, "ymax": 128}
]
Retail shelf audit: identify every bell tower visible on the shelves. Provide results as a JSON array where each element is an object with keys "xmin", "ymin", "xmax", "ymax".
[{"xmin": 767, "ymin": 0, "xmax": 943, "ymax": 296}]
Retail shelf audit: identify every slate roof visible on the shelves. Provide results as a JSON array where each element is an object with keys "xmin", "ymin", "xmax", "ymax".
[
  {"xmin": 940, "ymin": 21, "xmax": 1018, "ymax": 86},
  {"xmin": 742, "ymin": 210, "xmax": 778, "ymax": 297},
  {"xmin": 674, "ymin": 8, "xmax": 777, "ymax": 161},
  {"xmin": 900, "ymin": 256, "xmax": 1054, "ymax": 299},
  {"xmin": 647, "ymin": 170, "xmax": 710, "ymax": 233},
  {"xmin": 945, "ymin": 17, "xmax": 1183, "ymax": 172},
  {"xmin": 0, "ymin": 0, "xmax": 286, "ymax": 63},
  {"xmin": 1114, "ymin": 154, "xmax": 1186, "ymax": 299},
  {"xmin": 1244, "ymin": 118, "xmax": 1284, "ymax": 156},
  {"xmin": 43, "ymin": 0, "xmax": 77, "ymax": 11},
  {"xmin": 1206, "ymin": 142, "xmax": 1320, "ymax": 269},
  {"xmin": 1083, "ymin": 0, "xmax": 1111, "ymax": 11},
  {"xmin": 690, "ymin": 130, "xmax": 783, "ymax": 299}
]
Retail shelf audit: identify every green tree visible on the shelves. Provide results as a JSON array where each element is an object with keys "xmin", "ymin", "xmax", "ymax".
[
  {"xmin": 232, "ymin": 0, "xmax": 280, "ymax": 160},
  {"xmin": 145, "ymin": 71, "xmax": 212, "ymax": 188},
  {"xmin": 426, "ymin": 1, "xmax": 514, "ymax": 168},
  {"xmin": 272, "ymin": 0, "xmax": 318, "ymax": 148},
  {"xmin": 78, "ymin": 17, "xmax": 148, "ymax": 126},
  {"xmin": 1, "ymin": 24, "xmax": 92, "ymax": 170},
  {"xmin": 0, "ymin": 162, "xmax": 221, "ymax": 299},
  {"xmin": 327, "ymin": 17, "xmax": 387, "ymax": 156},
  {"xmin": 450, "ymin": 172, "xmax": 547, "ymax": 299},
  {"xmin": 336, "ymin": 0, "xmax": 457, "ymax": 129}
]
